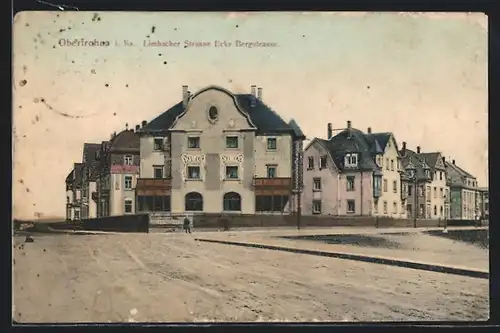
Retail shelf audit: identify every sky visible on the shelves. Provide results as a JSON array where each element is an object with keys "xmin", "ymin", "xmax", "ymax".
[{"xmin": 12, "ymin": 11, "xmax": 488, "ymax": 220}]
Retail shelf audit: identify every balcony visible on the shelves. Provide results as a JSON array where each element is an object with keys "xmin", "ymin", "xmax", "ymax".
[
  {"xmin": 253, "ymin": 177, "xmax": 292, "ymax": 195},
  {"xmin": 136, "ymin": 178, "xmax": 172, "ymax": 196}
]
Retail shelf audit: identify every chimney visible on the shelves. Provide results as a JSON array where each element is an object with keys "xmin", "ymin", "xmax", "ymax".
[
  {"xmin": 135, "ymin": 125, "xmax": 140, "ymax": 132},
  {"xmin": 347, "ymin": 120, "xmax": 352, "ymax": 129},
  {"xmin": 182, "ymin": 85, "xmax": 189, "ymax": 108},
  {"xmin": 125, "ymin": 123, "xmax": 129, "ymax": 131},
  {"xmin": 141, "ymin": 120, "xmax": 147, "ymax": 127},
  {"xmin": 257, "ymin": 87, "xmax": 262, "ymax": 100},
  {"xmin": 367, "ymin": 127, "xmax": 372, "ymax": 134},
  {"xmin": 452, "ymin": 159, "xmax": 455, "ymax": 165},
  {"xmin": 417, "ymin": 146, "xmax": 421, "ymax": 154},
  {"xmin": 327, "ymin": 123, "xmax": 333, "ymax": 140},
  {"xmin": 442, "ymin": 156, "xmax": 445, "ymax": 164},
  {"xmin": 250, "ymin": 85, "xmax": 257, "ymax": 97},
  {"xmin": 402, "ymin": 142, "xmax": 406, "ymax": 156}
]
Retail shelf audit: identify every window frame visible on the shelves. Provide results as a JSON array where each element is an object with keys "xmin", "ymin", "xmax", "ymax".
[{"xmin": 187, "ymin": 136, "xmax": 201, "ymax": 149}]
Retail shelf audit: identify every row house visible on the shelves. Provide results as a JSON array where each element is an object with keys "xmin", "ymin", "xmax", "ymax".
[
  {"xmin": 95, "ymin": 127, "xmax": 141, "ymax": 217},
  {"xmin": 446, "ymin": 159, "xmax": 480, "ymax": 220},
  {"xmin": 399, "ymin": 144, "xmax": 450, "ymax": 220},
  {"xmin": 135, "ymin": 85, "xmax": 306, "ymax": 215},
  {"xmin": 302, "ymin": 121, "xmax": 408, "ymax": 217},
  {"xmin": 79, "ymin": 143, "xmax": 101, "ymax": 219},
  {"xmin": 65, "ymin": 163, "xmax": 83, "ymax": 220}
]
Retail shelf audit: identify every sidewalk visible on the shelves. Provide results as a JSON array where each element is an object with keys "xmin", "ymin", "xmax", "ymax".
[{"xmin": 193, "ymin": 227, "xmax": 489, "ymax": 275}]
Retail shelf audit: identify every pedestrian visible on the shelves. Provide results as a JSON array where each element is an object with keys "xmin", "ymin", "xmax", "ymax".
[{"xmin": 183, "ymin": 215, "xmax": 191, "ymax": 234}]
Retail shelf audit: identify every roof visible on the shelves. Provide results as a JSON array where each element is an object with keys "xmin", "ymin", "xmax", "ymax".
[
  {"xmin": 73, "ymin": 163, "xmax": 84, "ymax": 187},
  {"xmin": 65, "ymin": 170, "xmax": 73, "ymax": 184},
  {"xmin": 140, "ymin": 86, "xmax": 303, "ymax": 139},
  {"xmin": 400, "ymin": 154, "xmax": 432, "ymax": 181},
  {"xmin": 109, "ymin": 129, "xmax": 140, "ymax": 152},
  {"xmin": 445, "ymin": 161, "xmax": 476, "ymax": 179},
  {"xmin": 315, "ymin": 128, "xmax": 379, "ymax": 172},
  {"xmin": 288, "ymin": 118, "xmax": 306, "ymax": 139}
]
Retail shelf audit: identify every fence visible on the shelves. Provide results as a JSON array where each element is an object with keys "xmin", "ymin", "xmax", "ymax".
[
  {"xmin": 83, "ymin": 214, "xmax": 149, "ymax": 233},
  {"xmin": 145, "ymin": 213, "xmax": 452, "ymax": 230}
]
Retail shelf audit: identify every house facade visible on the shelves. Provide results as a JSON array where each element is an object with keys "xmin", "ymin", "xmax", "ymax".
[
  {"xmin": 446, "ymin": 159, "xmax": 479, "ymax": 220},
  {"xmin": 79, "ymin": 143, "xmax": 100, "ymax": 219},
  {"xmin": 302, "ymin": 121, "xmax": 406, "ymax": 217},
  {"xmin": 399, "ymin": 145, "xmax": 450, "ymax": 220},
  {"xmin": 136, "ymin": 85, "xmax": 305, "ymax": 215},
  {"xmin": 477, "ymin": 187, "xmax": 489, "ymax": 219},
  {"xmin": 95, "ymin": 127, "xmax": 141, "ymax": 217},
  {"xmin": 65, "ymin": 163, "xmax": 83, "ymax": 220}
]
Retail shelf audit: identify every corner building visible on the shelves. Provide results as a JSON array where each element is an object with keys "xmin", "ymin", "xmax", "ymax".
[{"xmin": 136, "ymin": 85, "xmax": 306, "ymax": 215}]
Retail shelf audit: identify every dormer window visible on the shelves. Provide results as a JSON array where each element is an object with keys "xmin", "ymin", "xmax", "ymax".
[
  {"xmin": 124, "ymin": 155, "xmax": 133, "ymax": 165},
  {"xmin": 425, "ymin": 169, "xmax": 430, "ymax": 177},
  {"xmin": 345, "ymin": 153, "xmax": 358, "ymax": 168}
]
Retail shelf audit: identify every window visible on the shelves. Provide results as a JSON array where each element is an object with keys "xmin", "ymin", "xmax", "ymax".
[
  {"xmin": 383, "ymin": 201, "xmax": 388, "ymax": 214},
  {"xmin": 187, "ymin": 166, "xmax": 200, "ymax": 179},
  {"xmin": 440, "ymin": 188, "xmax": 444, "ymax": 198},
  {"xmin": 313, "ymin": 178, "xmax": 321, "ymax": 191},
  {"xmin": 374, "ymin": 201, "xmax": 378, "ymax": 213},
  {"xmin": 383, "ymin": 179, "xmax": 388, "ymax": 192},
  {"xmin": 440, "ymin": 206, "xmax": 443, "ymax": 216},
  {"xmin": 188, "ymin": 137, "xmax": 200, "ymax": 149},
  {"xmin": 256, "ymin": 195, "xmax": 289, "ymax": 212},
  {"xmin": 346, "ymin": 176, "xmax": 355, "ymax": 191},
  {"xmin": 439, "ymin": 172, "xmax": 443, "ymax": 180},
  {"xmin": 379, "ymin": 156, "xmax": 383, "ymax": 168},
  {"xmin": 226, "ymin": 136, "xmax": 238, "ymax": 149},
  {"xmin": 425, "ymin": 169, "xmax": 430, "ymax": 177},
  {"xmin": 124, "ymin": 155, "xmax": 133, "ymax": 165},
  {"xmin": 267, "ymin": 138, "xmax": 277, "ymax": 150},
  {"xmin": 208, "ymin": 106, "xmax": 218, "ymax": 121},
  {"xmin": 393, "ymin": 201, "xmax": 397, "ymax": 214},
  {"xmin": 66, "ymin": 196, "xmax": 70, "ymax": 203},
  {"xmin": 223, "ymin": 192, "xmax": 241, "ymax": 211},
  {"xmin": 393, "ymin": 180, "xmax": 397, "ymax": 193},
  {"xmin": 426, "ymin": 186, "xmax": 431, "ymax": 198},
  {"xmin": 124, "ymin": 199, "xmax": 133, "ymax": 213},
  {"xmin": 347, "ymin": 200, "xmax": 355, "ymax": 213},
  {"xmin": 154, "ymin": 166, "xmax": 163, "ymax": 179},
  {"xmin": 344, "ymin": 153, "xmax": 358, "ymax": 168},
  {"xmin": 386, "ymin": 158, "xmax": 389, "ymax": 170},
  {"xmin": 185, "ymin": 192, "xmax": 203, "ymax": 211},
  {"xmin": 137, "ymin": 196, "xmax": 170, "ymax": 212},
  {"xmin": 74, "ymin": 210, "xmax": 80, "ymax": 220},
  {"xmin": 390, "ymin": 159, "xmax": 394, "ymax": 171},
  {"xmin": 312, "ymin": 200, "xmax": 322, "ymax": 214},
  {"xmin": 124, "ymin": 176, "xmax": 133, "ymax": 190},
  {"xmin": 433, "ymin": 187, "xmax": 437, "ymax": 198},
  {"xmin": 266, "ymin": 165, "xmax": 277, "ymax": 178},
  {"xmin": 225, "ymin": 166, "xmax": 239, "ymax": 179},
  {"xmin": 153, "ymin": 138, "xmax": 163, "ymax": 151},
  {"xmin": 419, "ymin": 186, "xmax": 424, "ymax": 197},
  {"xmin": 320, "ymin": 156, "xmax": 327, "ymax": 169},
  {"xmin": 408, "ymin": 185, "xmax": 413, "ymax": 196},
  {"xmin": 308, "ymin": 156, "xmax": 314, "ymax": 169}
]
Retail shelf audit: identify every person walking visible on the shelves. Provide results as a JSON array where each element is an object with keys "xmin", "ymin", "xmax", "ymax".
[{"xmin": 183, "ymin": 215, "xmax": 191, "ymax": 234}]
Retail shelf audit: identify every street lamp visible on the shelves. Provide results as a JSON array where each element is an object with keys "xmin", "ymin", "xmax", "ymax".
[
  {"xmin": 373, "ymin": 168, "xmax": 383, "ymax": 228},
  {"xmin": 405, "ymin": 159, "xmax": 418, "ymax": 228}
]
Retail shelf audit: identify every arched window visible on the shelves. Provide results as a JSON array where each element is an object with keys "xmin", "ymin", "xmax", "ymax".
[
  {"xmin": 433, "ymin": 205, "xmax": 437, "ymax": 216},
  {"xmin": 185, "ymin": 192, "xmax": 203, "ymax": 211},
  {"xmin": 223, "ymin": 192, "xmax": 241, "ymax": 211}
]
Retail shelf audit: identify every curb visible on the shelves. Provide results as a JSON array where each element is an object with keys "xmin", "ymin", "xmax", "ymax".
[{"xmin": 195, "ymin": 238, "xmax": 489, "ymax": 280}]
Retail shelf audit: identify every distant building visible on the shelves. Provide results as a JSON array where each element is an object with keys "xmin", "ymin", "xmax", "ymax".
[
  {"xmin": 302, "ymin": 121, "xmax": 406, "ymax": 217},
  {"xmin": 65, "ymin": 163, "xmax": 83, "ymax": 220},
  {"xmin": 445, "ymin": 159, "xmax": 479, "ymax": 220},
  {"xmin": 399, "ymin": 145, "xmax": 450, "ymax": 220},
  {"xmin": 79, "ymin": 143, "xmax": 101, "ymax": 219},
  {"xmin": 95, "ymin": 127, "xmax": 140, "ymax": 217},
  {"xmin": 136, "ymin": 85, "xmax": 305, "ymax": 215},
  {"xmin": 477, "ymin": 187, "xmax": 489, "ymax": 219}
]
